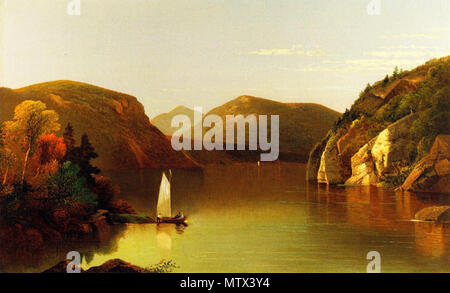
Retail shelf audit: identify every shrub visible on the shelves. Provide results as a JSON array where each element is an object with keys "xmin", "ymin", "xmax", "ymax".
[
  {"xmin": 92, "ymin": 176, "xmax": 119, "ymax": 209},
  {"xmin": 47, "ymin": 161, "xmax": 98, "ymax": 211},
  {"xmin": 109, "ymin": 199, "xmax": 136, "ymax": 214}
]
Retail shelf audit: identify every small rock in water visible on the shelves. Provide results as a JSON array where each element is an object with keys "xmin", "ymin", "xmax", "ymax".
[{"xmin": 414, "ymin": 206, "xmax": 450, "ymax": 223}]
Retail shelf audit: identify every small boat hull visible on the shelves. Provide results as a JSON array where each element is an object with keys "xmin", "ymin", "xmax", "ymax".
[{"xmin": 157, "ymin": 217, "xmax": 187, "ymax": 225}]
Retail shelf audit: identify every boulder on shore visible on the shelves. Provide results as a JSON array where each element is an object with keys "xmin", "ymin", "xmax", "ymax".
[
  {"xmin": 86, "ymin": 259, "xmax": 146, "ymax": 273},
  {"xmin": 43, "ymin": 259, "xmax": 146, "ymax": 273},
  {"xmin": 401, "ymin": 135, "xmax": 450, "ymax": 194}
]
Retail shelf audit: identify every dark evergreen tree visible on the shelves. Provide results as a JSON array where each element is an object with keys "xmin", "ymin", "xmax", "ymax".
[
  {"xmin": 63, "ymin": 123, "xmax": 77, "ymax": 162},
  {"xmin": 63, "ymin": 123, "xmax": 75, "ymax": 150},
  {"xmin": 77, "ymin": 134, "xmax": 100, "ymax": 186},
  {"xmin": 62, "ymin": 124, "xmax": 100, "ymax": 186}
]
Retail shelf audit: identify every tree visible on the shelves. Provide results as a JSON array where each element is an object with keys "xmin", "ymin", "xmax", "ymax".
[
  {"xmin": 33, "ymin": 134, "xmax": 66, "ymax": 166},
  {"xmin": 393, "ymin": 66, "xmax": 400, "ymax": 79},
  {"xmin": 3, "ymin": 101, "xmax": 60, "ymax": 184},
  {"xmin": 29, "ymin": 134, "xmax": 66, "ymax": 183},
  {"xmin": 92, "ymin": 176, "xmax": 120, "ymax": 209},
  {"xmin": 63, "ymin": 123, "xmax": 76, "ymax": 156},
  {"xmin": 77, "ymin": 134, "xmax": 100, "ymax": 186},
  {"xmin": 0, "ymin": 148, "xmax": 18, "ymax": 186},
  {"xmin": 47, "ymin": 161, "xmax": 97, "ymax": 210}
]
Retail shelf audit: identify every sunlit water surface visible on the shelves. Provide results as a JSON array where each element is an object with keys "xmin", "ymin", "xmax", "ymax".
[{"xmin": 2, "ymin": 163, "xmax": 449, "ymax": 272}]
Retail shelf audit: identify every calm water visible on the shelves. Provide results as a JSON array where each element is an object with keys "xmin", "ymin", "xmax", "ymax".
[{"xmin": 1, "ymin": 163, "xmax": 449, "ymax": 272}]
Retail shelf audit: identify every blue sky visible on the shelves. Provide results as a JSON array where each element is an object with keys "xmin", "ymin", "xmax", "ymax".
[{"xmin": 1, "ymin": 0, "xmax": 449, "ymax": 117}]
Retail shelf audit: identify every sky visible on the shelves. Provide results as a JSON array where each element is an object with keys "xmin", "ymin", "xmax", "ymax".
[{"xmin": 1, "ymin": 0, "xmax": 449, "ymax": 118}]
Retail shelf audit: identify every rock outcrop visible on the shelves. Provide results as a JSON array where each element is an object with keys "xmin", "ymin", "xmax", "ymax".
[
  {"xmin": 345, "ymin": 139, "xmax": 378, "ymax": 185},
  {"xmin": 85, "ymin": 259, "xmax": 146, "ymax": 273},
  {"xmin": 345, "ymin": 114, "xmax": 417, "ymax": 185},
  {"xmin": 401, "ymin": 135, "xmax": 450, "ymax": 194},
  {"xmin": 306, "ymin": 136, "xmax": 328, "ymax": 182},
  {"xmin": 317, "ymin": 137, "xmax": 345, "ymax": 184},
  {"xmin": 415, "ymin": 206, "xmax": 450, "ymax": 223},
  {"xmin": 306, "ymin": 56, "xmax": 450, "ymax": 191},
  {"xmin": 43, "ymin": 259, "xmax": 146, "ymax": 273}
]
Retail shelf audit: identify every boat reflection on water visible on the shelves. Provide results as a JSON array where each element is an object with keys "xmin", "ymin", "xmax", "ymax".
[
  {"xmin": 155, "ymin": 223, "xmax": 187, "ymax": 262},
  {"xmin": 156, "ymin": 224, "xmax": 173, "ymax": 261}
]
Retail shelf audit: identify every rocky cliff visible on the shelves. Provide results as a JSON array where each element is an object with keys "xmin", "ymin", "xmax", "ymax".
[
  {"xmin": 401, "ymin": 135, "xmax": 450, "ymax": 194},
  {"xmin": 0, "ymin": 81, "xmax": 198, "ymax": 171},
  {"xmin": 346, "ymin": 114, "xmax": 417, "ymax": 185},
  {"xmin": 307, "ymin": 56, "xmax": 450, "ymax": 194}
]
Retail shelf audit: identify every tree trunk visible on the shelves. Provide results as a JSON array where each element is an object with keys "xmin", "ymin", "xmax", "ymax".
[
  {"xmin": 3, "ymin": 166, "xmax": 8, "ymax": 185},
  {"xmin": 22, "ymin": 147, "xmax": 31, "ymax": 185}
]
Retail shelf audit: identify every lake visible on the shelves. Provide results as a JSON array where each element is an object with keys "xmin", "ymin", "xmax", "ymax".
[{"xmin": 1, "ymin": 163, "xmax": 449, "ymax": 272}]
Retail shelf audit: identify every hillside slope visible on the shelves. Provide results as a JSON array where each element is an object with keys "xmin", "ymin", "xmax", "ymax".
[
  {"xmin": 0, "ymin": 81, "xmax": 198, "ymax": 171},
  {"xmin": 183, "ymin": 95, "xmax": 341, "ymax": 163},
  {"xmin": 151, "ymin": 105, "xmax": 198, "ymax": 136},
  {"xmin": 307, "ymin": 56, "xmax": 450, "ymax": 193}
]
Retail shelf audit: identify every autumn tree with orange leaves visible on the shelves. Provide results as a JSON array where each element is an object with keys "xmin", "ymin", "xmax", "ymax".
[
  {"xmin": 28, "ymin": 134, "xmax": 67, "ymax": 186},
  {"xmin": 3, "ymin": 101, "xmax": 60, "ymax": 185}
]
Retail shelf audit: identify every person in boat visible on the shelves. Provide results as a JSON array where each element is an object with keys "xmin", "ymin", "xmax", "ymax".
[
  {"xmin": 157, "ymin": 214, "xmax": 162, "ymax": 223},
  {"xmin": 174, "ymin": 211, "xmax": 185, "ymax": 220}
]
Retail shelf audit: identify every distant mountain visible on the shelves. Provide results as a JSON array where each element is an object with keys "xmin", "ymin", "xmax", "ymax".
[
  {"xmin": 307, "ymin": 55, "xmax": 450, "ymax": 194},
  {"xmin": 0, "ymin": 81, "xmax": 198, "ymax": 171},
  {"xmin": 151, "ymin": 105, "xmax": 198, "ymax": 136},
  {"xmin": 184, "ymin": 95, "xmax": 341, "ymax": 163}
]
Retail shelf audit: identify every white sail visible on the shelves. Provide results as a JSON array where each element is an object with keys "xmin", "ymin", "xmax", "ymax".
[{"xmin": 157, "ymin": 172, "xmax": 171, "ymax": 218}]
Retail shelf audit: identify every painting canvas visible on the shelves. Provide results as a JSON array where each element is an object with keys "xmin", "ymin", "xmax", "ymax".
[{"xmin": 0, "ymin": 0, "xmax": 449, "ymax": 278}]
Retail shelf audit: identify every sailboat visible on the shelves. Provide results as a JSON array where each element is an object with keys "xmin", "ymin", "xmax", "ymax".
[{"xmin": 156, "ymin": 170, "xmax": 187, "ymax": 224}]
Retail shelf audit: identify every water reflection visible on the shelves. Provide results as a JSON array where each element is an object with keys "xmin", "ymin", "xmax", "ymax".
[
  {"xmin": 156, "ymin": 224, "xmax": 173, "ymax": 261},
  {"xmin": 0, "ymin": 224, "xmax": 127, "ymax": 273},
  {"xmin": 1, "ymin": 163, "xmax": 449, "ymax": 272},
  {"xmin": 415, "ymin": 222, "xmax": 450, "ymax": 258}
]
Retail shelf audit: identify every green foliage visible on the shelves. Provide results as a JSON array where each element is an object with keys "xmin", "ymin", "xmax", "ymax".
[
  {"xmin": 366, "ymin": 123, "xmax": 385, "ymax": 141},
  {"xmin": 47, "ymin": 161, "xmax": 98, "ymax": 210},
  {"xmin": 372, "ymin": 60, "xmax": 450, "ymax": 163},
  {"xmin": 381, "ymin": 168, "xmax": 413, "ymax": 187},
  {"xmin": 65, "ymin": 132, "xmax": 100, "ymax": 186},
  {"xmin": 332, "ymin": 108, "xmax": 361, "ymax": 132},
  {"xmin": 63, "ymin": 123, "xmax": 76, "ymax": 157},
  {"xmin": 391, "ymin": 66, "xmax": 405, "ymax": 80}
]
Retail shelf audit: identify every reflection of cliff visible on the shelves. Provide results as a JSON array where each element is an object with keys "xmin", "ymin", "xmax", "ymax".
[
  {"xmin": 342, "ymin": 186, "xmax": 439, "ymax": 234},
  {"xmin": 414, "ymin": 223, "xmax": 450, "ymax": 258}
]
